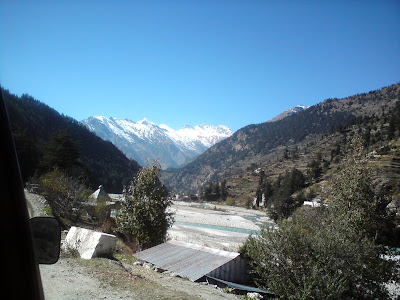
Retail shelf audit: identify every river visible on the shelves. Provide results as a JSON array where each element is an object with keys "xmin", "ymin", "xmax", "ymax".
[{"xmin": 168, "ymin": 201, "xmax": 274, "ymax": 252}]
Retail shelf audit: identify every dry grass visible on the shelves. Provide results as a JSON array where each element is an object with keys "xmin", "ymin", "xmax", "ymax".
[{"xmin": 75, "ymin": 257, "xmax": 201, "ymax": 300}]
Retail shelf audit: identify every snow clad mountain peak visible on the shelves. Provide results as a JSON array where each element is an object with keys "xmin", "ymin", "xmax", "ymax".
[
  {"xmin": 290, "ymin": 105, "xmax": 310, "ymax": 112},
  {"xmin": 138, "ymin": 118, "xmax": 155, "ymax": 126},
  {"xmin": 268, "ymin": 105, "xmax": 310, "ymax": 122},
  {"xmin": 182, "ymin": 125, "xmax": 194, "ymax": 129},
  {"xmin": 81, "ymin": 116, "xmax": 233, "ymax": 169}
]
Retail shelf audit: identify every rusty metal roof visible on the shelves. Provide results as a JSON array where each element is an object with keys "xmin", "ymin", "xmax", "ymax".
[{"xmin": 134, "ymin": 240, "xmax": 240, "ymax": 281}]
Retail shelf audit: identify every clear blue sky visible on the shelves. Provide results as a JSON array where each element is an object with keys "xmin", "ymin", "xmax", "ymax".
[{"xmin": 1, "ymin": 1, "xmax": 399, "ymax": 132}]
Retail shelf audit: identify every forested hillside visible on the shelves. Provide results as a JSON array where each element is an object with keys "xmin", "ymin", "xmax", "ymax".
[
  {"xmin": 3, "ymin": 89, "xmax": 140, "ymax": 192},
  {"xmin": 164, "ymin": 83, "xmax": 400, "ymax": 193}
]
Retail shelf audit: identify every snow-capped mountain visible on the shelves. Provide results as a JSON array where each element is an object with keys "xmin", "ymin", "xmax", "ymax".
[
  {"xmin": 81, "ymin": 116, "xmax": 233, "ymax": 169},
  {"xmin": 268, "ymin": 105, "xmax": 310, "ymax": 122}
]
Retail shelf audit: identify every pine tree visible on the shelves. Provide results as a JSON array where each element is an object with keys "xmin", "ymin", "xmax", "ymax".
[
  {"xmin": 117, "ymin": 162, "xmax": 173, "ymax": 250},
  {"xmin": 220, "ymin": 180, "xmax": 228, "ymax": 201},
  {"xmin": 12, "ymin": 125, "xmax": 38, "ymax": 182},
  {"xmin": 42, "ymin": 129, "xmax": 80, "ymax": 172}
]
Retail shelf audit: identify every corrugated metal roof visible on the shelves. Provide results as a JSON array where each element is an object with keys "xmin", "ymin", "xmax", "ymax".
[{"xmin": 134, "ymin": 240, "xmax": 240, "ymax": 281}]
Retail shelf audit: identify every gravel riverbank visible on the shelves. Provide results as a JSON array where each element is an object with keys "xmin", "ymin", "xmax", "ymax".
[{"xmin": 168, "ymin": 201, "xmax": 272, "ymax": 251}]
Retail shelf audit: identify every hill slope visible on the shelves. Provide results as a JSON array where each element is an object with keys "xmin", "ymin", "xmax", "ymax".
[
  {"xmin": 3, "ymin": 89, "xmax": 140, "ymax": 192},
  {"xmin": 164, "ymin": 83, "xmax": 400, "ymax": 193}
]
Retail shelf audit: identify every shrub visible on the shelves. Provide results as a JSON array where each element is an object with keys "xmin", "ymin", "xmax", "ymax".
[
  {"xmin": 225, "ymin": 197, "xmax": 235, "ymax": 206},
  {"xmin": 39, "ymin": 168, "xmax": 90, "ymax": 224},
  {"xmin": 94, "ymin": 195, "xmax": 110, "ymax": 223},
  {"xmin": 242, "ymin": 209, "xmax": 397, "ymax": 299},
  {"xmin": 43, "ymin": 205, "xmax": 53, "ymax": 217},
  {"xmin": 330, "ymin": 141, "xmax": 395, "ymax": 243},
  {"xmin": 244, "ymin": 196, "xmax": 252, "ymax": 209}
]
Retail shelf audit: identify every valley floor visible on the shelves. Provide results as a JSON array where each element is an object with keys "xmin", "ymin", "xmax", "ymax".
[
  {"xmin": 26, "ymin": 191, "xmax": 399, "ymax": 299},
  {"xmin": 168, "ymin": 201, "xmax": 273, "ymax": 252}
]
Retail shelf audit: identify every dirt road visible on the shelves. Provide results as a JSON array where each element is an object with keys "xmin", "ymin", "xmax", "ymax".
[
  {"xmin": 39, "ymin": 257, "xmax": 241, "ymax": 300},
  {"xmin": 39, "ymin": 258, "xmax": 133, "ymax": 300}
]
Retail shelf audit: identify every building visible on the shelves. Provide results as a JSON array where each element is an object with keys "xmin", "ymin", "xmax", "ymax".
[
  {"xmin": 86, "ymin": 185, "xmax": 120, "ymax": 218},
  {"xmin": 134, "ymin": 240, "xmax": 248, "ymax": 283}
]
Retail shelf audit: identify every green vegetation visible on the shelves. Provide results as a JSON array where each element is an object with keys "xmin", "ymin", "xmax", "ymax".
[
  {"xmin": 257, "ymin": 167, "xmax": 306, "ymax": 220},
  {"xmin": 3, "ymin": 89, "xmax": 140, "ymax": 192},
  {"xmin": 240, "ymin": 143, "xmax": 399, "ymax": 299},
  {"xmin": 225, "ymin": 196, "xmax": 235, "ymax": 206},
  {"xmin": 117, "ymin": 162, "xmax": 174, "ymax": 250},
  {"xmin": 42, "ymin": 129, "xmax": 81, "ymax": 174},
  {"xmin": 11, "ymin": 125, "xmax": 39, "ymax": 182},
  {"xmin": 94, "ymin": 195, "xmax": 111, "ymax": 227},
  {"xmin": 387, "ymin": 98, "xmax": 400, "ymax": 140},
  {"xmin": 330, "ymin": 140, "xmax": 396, "ymax": 244},
  {"xmin": 199, "ymin": 179, "xmax": 228, "ymax": 202},
  {"xmin": 39, "ymin": 168, "xmax": 91, "ymax": 225},
  {"xmin": 43, "ymin": 205, "xmax": 53, "ymax": 217}
]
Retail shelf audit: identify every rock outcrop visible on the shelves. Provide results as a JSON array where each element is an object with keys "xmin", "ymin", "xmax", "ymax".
[{"xmin": 64, "ymin": 227, "xmax": 116, "ymax": 259}]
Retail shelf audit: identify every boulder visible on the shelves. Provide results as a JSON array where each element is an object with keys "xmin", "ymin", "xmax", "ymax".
[
  {"xmin": 65, "ymin": 226, "xmax": 116, "ymax": 259},
  {"xmin": 246, "ymin": 292, "xmax": 262, "ymax": 299},
  {"xmin": 387, "ymin": 196, "xmax": 400, "ymax": 217}
]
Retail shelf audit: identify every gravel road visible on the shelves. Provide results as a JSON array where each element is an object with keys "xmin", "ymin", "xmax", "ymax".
[
  {"xmin": 39, "ymin": 258, "xmax": 134, "ymax": 300},
  {"xmin": 25, "ymin": 189, "xmax": 49, "ymax": 218},
  {"xmin": 39, "ymin": 257, "xmax": 241, "ymax": 300}
]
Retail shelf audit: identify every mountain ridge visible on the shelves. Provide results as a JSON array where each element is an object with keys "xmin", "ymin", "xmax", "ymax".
[
  {"xmin": 81, "ymin": 116, "xmax": 233, "ymax": 169},
  {"xmin": 268, "ymin": 105, "xmax": 310, "ymax": 122},
  {"xmin": 163, "ymin": 83, "xmax": 400, "ymax": 193}
]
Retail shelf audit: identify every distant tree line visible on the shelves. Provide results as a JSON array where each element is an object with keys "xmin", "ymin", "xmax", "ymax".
[
  {"xmin": 198, "ymin": 180, "xmax": 228, "ymax": 202},
  {"xmin": 256, "ymin": 168, "xmax": 306, "ymax": 221}
]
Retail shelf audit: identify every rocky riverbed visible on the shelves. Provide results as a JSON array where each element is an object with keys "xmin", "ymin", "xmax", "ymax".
[{"xmin": 168, "ymin": 201, "xmax": 273, "ymax": 251}]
